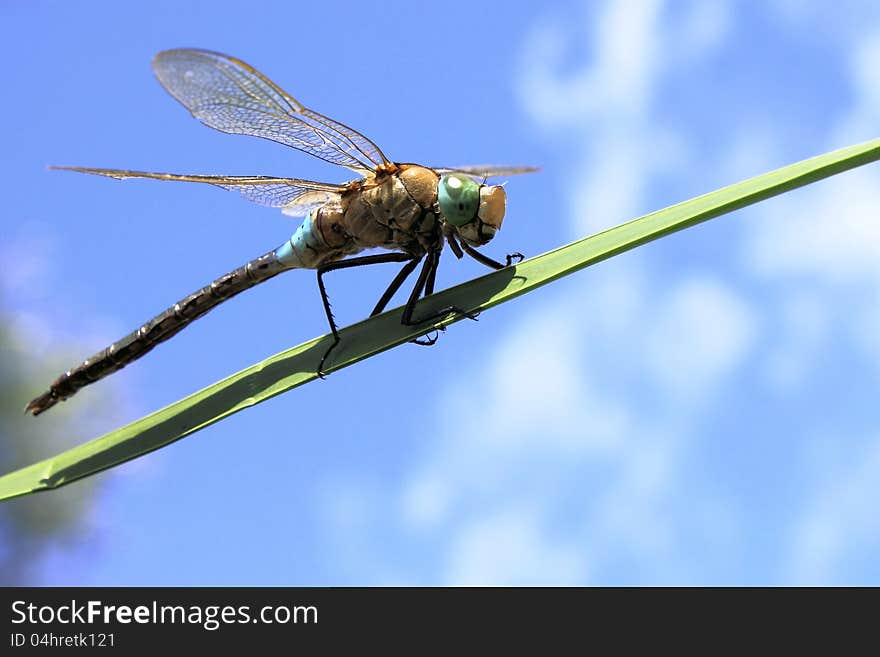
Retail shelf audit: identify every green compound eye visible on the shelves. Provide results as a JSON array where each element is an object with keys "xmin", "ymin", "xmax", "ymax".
[{"xmin": 438, "ymin": 173, "xmax": 480, "ymax": 227}]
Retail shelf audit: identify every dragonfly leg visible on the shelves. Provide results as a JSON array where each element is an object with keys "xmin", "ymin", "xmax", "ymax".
[
  {"xmin": 412, "ymin": 332, "xmax": 440, "ymax": 346},
  {"xmin": 425, "ymin": 248, "xmax": 439, "ymax": 296},
  {"xmin": 402, "ymin": 249, "xmax": 480, "ymax": 332},
  {"xmin": 370, "ymin": 258, "xmax": 421, "ymax": 316},
  {"xmin": 316, "ymin": 252, "xmax": 413, "ymax": 376},
  {"xmin": 459, "ymin": 239, "xmax": 524, "ymax": 270},
  {"xmin": 412, "ymin": 248, "xmax": 442, "ymax": 346},
  {"xmin": 368, "ymin": 257, "xmax": 441, "ymax": 346},
  {"xmin": 446, "ymin": 234, "xmax": 465, "ymax": 259}
]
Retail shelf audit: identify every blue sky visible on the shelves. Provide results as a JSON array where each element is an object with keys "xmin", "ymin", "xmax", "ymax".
[{"xmin": 3, "ymin": 1, "xmax": 880, "ymax": 585}]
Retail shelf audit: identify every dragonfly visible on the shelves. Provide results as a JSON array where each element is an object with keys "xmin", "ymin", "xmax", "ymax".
[{"xmin": 26, "ymin": 48, "xmax": 536, "ymax": 416}]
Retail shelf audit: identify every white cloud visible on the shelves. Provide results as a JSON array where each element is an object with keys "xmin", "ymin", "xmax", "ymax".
[
  {"xmin": 642, "ymin": 276, "xmax": 757, "ymax": 401},
  {"xmin": 668, "ymin": 1, "xmax": 732, "ymax": 62},
  {"xmin": 518, "ymin": 1, "xmax": 666, "ymax": 232},
  {"xmin": 855, "ymin": 294, "xmax": 880, "ymax": 366},
  {"xmin": 744, "ymin": 27, "xmax": 880, "ymax": 287},
  {"xmin": 401, "ymin": 473, "xmax": 453, "ymax": 531},
  {"xmin": 397, "ymin": 261, "xmax": 757, "ymax": 581},
  {"xmin": 769, "ymin": 2, "xmax": 880, "ymax": 42},
  {"xmin": 746, "ymin": 169, "xmax": 880, "ymax": 285},
  {"xmin": 762, "ymin": 291, "xmax": 829, "ymax": 392},
  {"xmin": 565, "ymin": 134, "xmax": 654, "ymax": 235},
  {"xmin": 519, "ymin": 1, "xmax": 730, "ymax": 236},
  {"xmin": 734, "ymin": 24, "xmax": 880, "ymax": 583},
  {"xmin": 399, "ymin": 283, "xmax": 639, "ymax": 534},
  {"xmin": 838, "ymin": 31, "xmax": 880, "ymax": 141},
  {"xmin": 743, "ymin": 28, "xmax": 880, "ymax": 379},
  {"xmin": 474, "ymin": 302, "xmax": 631, "ymax": 453},
  {"xmin": 518, "ymin": 0, "xmax": 662, "ymax": 128},
  {"xmin": 445, "ymin": 506, "xmax": 588, "ymax": 585},
  {"xmin": 592, "ymin": 432, "xmax": 681, "ymax": 554},
  {"xmin": 788, "ymin": 435, "xmax": 880, "ymax": 583}
]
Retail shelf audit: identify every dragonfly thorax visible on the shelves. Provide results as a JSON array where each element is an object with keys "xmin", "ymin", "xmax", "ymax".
[{"xmin": 339, "ymin": 164, "xmax": 441, "ymax": 256}]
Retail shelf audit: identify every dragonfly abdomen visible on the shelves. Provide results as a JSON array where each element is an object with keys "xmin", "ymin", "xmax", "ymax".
[{"xmin": 25, "ymin": 249, "xmax": 294, "ymax": 416}]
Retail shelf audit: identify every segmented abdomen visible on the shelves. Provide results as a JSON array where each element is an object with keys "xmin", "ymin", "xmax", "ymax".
[{"xmin": 26, "ymin": 249, "xmax": 294, "ymax": 415}]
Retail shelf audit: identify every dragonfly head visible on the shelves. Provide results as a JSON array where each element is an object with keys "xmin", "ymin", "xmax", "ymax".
[{"xmin": 438, "ymin": 173, "xmax": 507, "ymax": 247}]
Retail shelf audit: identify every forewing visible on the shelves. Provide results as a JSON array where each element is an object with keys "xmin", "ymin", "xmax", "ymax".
[
  {"xmin": 433, "ymin": 165, "xmax": 540, "ymax": 178},
  {"xmin": 151, "ymin": 49, "xmax": 389, "ymax": 172},
  {"xmin": 51, "ymin": 166, "xmax": 344, "ymax": 214}
]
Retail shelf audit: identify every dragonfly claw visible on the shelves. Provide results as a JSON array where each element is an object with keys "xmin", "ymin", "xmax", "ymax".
[
  {"xmin": 317, "ymin": 339, "xmax": 340, "ymax": 379},
  {"xmin": 413, "ymin": 330, "xmax": 441, "ymax": 346},
  {"xmin": 453, "ymin": 307, "xmax": 480, "ymax": 322}
]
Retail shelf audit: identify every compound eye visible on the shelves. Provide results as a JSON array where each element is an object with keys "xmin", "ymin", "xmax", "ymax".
[
  {"xmin": 438, "ymin": 173, "xmax": 480, "ymax": 227},
  {"xmin": 478, "ymin": 185, "xmax": 506, "ymax": 230}
]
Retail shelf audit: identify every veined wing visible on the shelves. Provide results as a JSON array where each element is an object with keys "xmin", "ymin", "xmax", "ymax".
[
  {"xmin": 51, "ymin": 166, "xmax": 344, "ymax": 215},
  {"xmin": 434, "ymin": 165, "xmax": 540, "ymax": 178},
  {"xmin": 152, "ymin": 49, "xmax": 390, "ymax": 173}
]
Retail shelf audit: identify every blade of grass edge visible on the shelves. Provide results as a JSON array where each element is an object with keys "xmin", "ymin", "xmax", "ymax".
[{"xmin": 2, "ymin": 137, "xmax": 879, "ymax": 500}]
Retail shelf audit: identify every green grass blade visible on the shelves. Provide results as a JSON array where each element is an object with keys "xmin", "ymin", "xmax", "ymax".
[{"xmin": 3, "ymin": 138, "xmax": 879, "ymax": 501}]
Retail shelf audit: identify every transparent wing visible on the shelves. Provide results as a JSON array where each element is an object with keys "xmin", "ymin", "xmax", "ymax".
[
  {"xmin": 151, "ymin": 49, "xmax": 390, "ymax": 172},
  {"xmin": 52, "ymin": 166, "xmax": 344, "ymax": 214},
  {"xmin": 433, "ymin": 165, "xmax": 540, "ymax": 178},
  {"xmin": 280, "ymin": 190, "xmax": 342, "ymax": 217}
]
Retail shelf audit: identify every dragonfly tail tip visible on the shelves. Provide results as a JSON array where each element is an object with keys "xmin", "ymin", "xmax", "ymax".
[{"xmin": 24, "ymin": 391, "xmax": 57, "ymax": 417}]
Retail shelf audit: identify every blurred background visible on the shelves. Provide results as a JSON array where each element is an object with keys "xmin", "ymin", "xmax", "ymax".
[{"xmin": 2, "ymin": 1, "xmax": 880, "ymax": 585}]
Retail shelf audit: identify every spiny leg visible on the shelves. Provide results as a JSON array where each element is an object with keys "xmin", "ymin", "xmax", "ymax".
[
  {"xmin": 412, "ymin": 247, "xmax": 441, "ymax": 346},
  {"xmin": 370, "ymin": 258, "xmax": 421, "ymax": 317},
  {"xmin": 458, "ymin": 237, "xmax": 524, "ymax": 270},
  {"xmin": 368, "ymin": 256, "xmax": 438, "ymax": 347},
  {"xmin": 316, "ymin": 252, "xmax": 413, "ymax": 376},
  {"xmin": 425, "ymin": 248, "xmax": 439, "ymax": 296},
  {"xmin": 401, "ymin": 249, "xmax": 480, "ymax": 330},
  {"xmin": 367, "ymin": 250, "xmax": 449, "ymax": 348}
]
